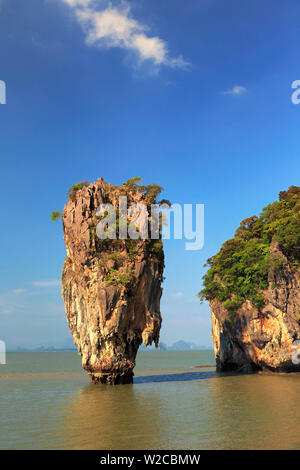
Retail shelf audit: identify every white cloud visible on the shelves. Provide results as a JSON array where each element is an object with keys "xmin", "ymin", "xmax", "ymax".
[
  {"xmin": 63, "ymin": 0, "xmax": 91, "ymax": 6},
  {"xmin": 0, "ymin": 290, "xmax": 28, "ymax": 314},
  {"xmin": 33, "ymin": 280, "xmax": 60, "ymax": 287},
  {"xmin": 221, "ymin": 85, "xmax": 247, "ymax": 95},
  {"xmin": 0, "ymin": 283, "xmax": 60, "ymax": 315},
  {"xmin": 61, "ymin": 1, "xmax": 189, "ymax": 69},
  {"xmin": 171, "ymin": 291, "xmax": 184, "ymax": 298},
  {"xmin": 1, "ymin": 306, "xmax": 14, "ymax": 314},
  {"xmin": 12, "ymin": 288, "xmax": 27, "ymax": 295}
]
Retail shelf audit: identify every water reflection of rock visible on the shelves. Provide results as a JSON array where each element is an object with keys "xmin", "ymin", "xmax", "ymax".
[
  {"xmin": 206, "ymin": 373, "xmax": 300, "ymax": 449},
  {"xmin": 58, "ymin": 384, "xmax": 167, "ymax": 449},
  {"xmin": 55, "ymin": 372, "xmax": 300, "ymax": 450}
]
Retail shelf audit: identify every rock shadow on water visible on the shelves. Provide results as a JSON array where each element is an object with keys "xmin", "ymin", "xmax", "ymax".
[
  {"xmin": 134, "ymin": 370, "xmax": 216, "ymax": 384},
  {"xmin": 133, "ymin": 368, "xmax": 254, "ymax": 384}
]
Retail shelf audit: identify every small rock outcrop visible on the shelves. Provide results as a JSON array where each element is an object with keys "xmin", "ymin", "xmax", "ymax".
[
  {"xmin": 61, "ymin": 178, "xmax": 164, "ymax": 384},
  {"xmin": 199, "ymin": 186, "xmax": 300, "ymax": 372}
]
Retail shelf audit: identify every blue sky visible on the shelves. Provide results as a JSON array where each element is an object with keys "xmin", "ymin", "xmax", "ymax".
[{"xmin": 0, "ymin": 0, "xmax": 300, "ymax": 349}]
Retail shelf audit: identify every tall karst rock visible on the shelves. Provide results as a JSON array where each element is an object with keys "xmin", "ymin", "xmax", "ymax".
[
  {"xmin": 199, "ymin": 186, "xmax": 300, "ymax": 372},
  {"xmin": 61, "ymin": 178, "xmax": 165, "ymax": 384}
]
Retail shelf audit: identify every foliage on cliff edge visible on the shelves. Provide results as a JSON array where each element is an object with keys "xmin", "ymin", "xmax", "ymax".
[{"xmin": 198, "ymin": 186, "xmax": 300, "ymax": 313}]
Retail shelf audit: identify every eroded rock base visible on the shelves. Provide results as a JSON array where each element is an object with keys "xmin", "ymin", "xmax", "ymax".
[{"xmin": 91, "ymin": 372, "xmax": 134, "ymax": 385}]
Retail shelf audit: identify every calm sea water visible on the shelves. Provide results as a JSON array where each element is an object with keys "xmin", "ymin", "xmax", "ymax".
[{"xmin": 1, "ymin": 350, "xmax": 300, "ymax": 450}]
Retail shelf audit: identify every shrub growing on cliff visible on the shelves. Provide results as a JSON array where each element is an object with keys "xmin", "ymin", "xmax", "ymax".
[
  {"xmin": 67, "ymin": 180, "xmax": 89, "ymax": 202},
  {"xmin": 198, "ymin": 186, "xmax": 300, "ymax": 315},
  {"xmin": 51, "ymin": 210, "xmax": 62, "ymax": 221},
  {"xmin": 105, "ymin": 267, "xmax": 134, "ymax": 286},
  {"xmin": 158, "ymin": 199, "xmax": 172, "ymax": 208},
  {"xmin": 122, "ymin": 177, "xmax": 163, "ymax": 203},
  {"xmin": 122, "ymin": 176, "xmax": 143, "ymax": 191}
]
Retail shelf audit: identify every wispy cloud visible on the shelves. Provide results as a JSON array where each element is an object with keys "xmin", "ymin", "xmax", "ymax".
[
  {"xmin": 0, "ymin": 289, "xmax": 29, "ymax": 314},
  {"xmin": 169, "ymin": 316, "xmax": 211, "ymax": 326},
  {"xmin": 32, "ymin": 280, "xmax": 60, "ymax": 287},
  {"xmin": 60, "ymin": 0, "xmax": 189, "ymax": 70},
  {"xmin": 221, "ymin": 85, "xmax": 247, "ymax": 95},
  {"xmin": 171, "ymin": 291, "xmax": 184, "ymax": 298},
  {"xmin": 0, "ymin": 283, "xmax": 61, "ymax": 315},
  {"xmin": 12, "ymin": 288, "xmax": 28, "ymax": 295},
  {"xmin": 63, "ymin": 0, "xmax": 91, "ymax": 5}
]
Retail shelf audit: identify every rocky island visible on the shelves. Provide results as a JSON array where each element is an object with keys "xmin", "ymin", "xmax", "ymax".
[
  {"xmin": 59, "ymin": 177, "xmax": 165, "ymax": 384},
  {"xmin": 199, "ymin": 186, "xmax": 300, "ymax": 372}
]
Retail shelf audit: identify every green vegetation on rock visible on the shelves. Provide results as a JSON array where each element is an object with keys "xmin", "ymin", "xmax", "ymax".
[
  {"xmin": 198, "ymin": 186, "xmax": 300, "ymax": 313},
  {"xmin": 105, "ymin": 267, "xmax": 134, "ymax": 286},
  {"xmin": 51, "ymin": 210, "xmax": 62, "ymax": 221},
  {"xmin": 51, "ymin": 177, "xmax": 169, "ymax": 222},
  {"xmin": 67, "ymin": 180, "xmax": 89, "ymax": 202},
  {"xmin": 122, "ymin": 176, "xmax": 164, "ymax": 203}
]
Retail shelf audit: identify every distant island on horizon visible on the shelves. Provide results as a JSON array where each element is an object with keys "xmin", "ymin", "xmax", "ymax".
[{"xmin": 8, "ymin": 341, "xmax": 213, "ymax": 353}]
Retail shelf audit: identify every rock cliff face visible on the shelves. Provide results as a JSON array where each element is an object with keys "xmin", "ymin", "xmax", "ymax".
[
  {"xmin": 211, "ymin": 241, "xmax": 300, "ymax": 372},
  {"xmin": 199, "ymin": 186, "xmax": 300, "ymax": 373},
  {"xmin": 61, "ymin": 178, "xmax": 164, "ymax": 384}
]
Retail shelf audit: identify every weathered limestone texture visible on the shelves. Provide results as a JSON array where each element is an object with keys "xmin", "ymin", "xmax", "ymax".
[{"xmin": 62, "ymin": 178, "xmax": 164, "ymax": 384}]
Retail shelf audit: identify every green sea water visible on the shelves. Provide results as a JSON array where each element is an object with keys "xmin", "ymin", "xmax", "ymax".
[{"xmin": 1, "ymin": 350, "xmax": 300, "ymax": 450}]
